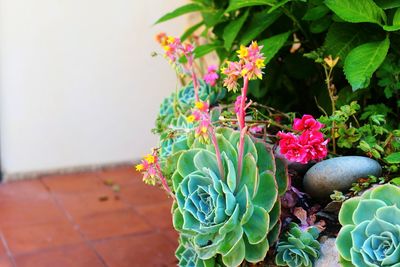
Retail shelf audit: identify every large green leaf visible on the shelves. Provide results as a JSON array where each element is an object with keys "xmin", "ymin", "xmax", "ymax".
[
  {"xmin": 155, "ymin": 3, "xmax": 204, "ymax": 24},
  {"xmin": 226, "ymin": 0, "xmax": 276, "ymax": 12},
  {"xmin": 259, "ymin": 31, "xmax": 290, "ymax": 65},
  {"xmin": 240, "ymin": 9, "xmax": 282, "ymax": 45},
  {"xmin": 194, "ymin": 43, "xmax": 222, "ymax": 58},
  {"xmin": 325, "ymin": 0, "xmax": 386, "ymax": 25},
  {"xmin": 385, "ymin": 152, "xmax": 400, "ymax": 163},
  {"xmin": 376, "ymin": 0, "xmax": 400, "ymax": 9},
  {"xmin": 223, "ymin": 10, "xmax": 249, "ymax": 50},
  {"xmin": 303, "ymin": 5, "xmax": 330, "ymax": 21},
  {"xmin": 324, "ymin": 23, "xmax": 368, "ymax": 64},
  {"xmin": 181, "ymin": 21, "xmax": 204, "ymax": 41},
  {"xmin": 383, "ymin": 7, "xmax": 400, "ymax": 31},
  {"xmin": 344, "ymin": 37, "xmax": 390, "ymax": 91}
]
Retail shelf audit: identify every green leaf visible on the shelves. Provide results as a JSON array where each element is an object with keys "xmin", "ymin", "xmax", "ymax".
[
  {"xmin": 223, "ymin": 10, "xmax": 249, "ymax": 50},
  {"xmin": 385, "ymin": 152, "xmax": 400, "ymax": 163},
  {"xmin": 339, "ymin": 197, "xmax": 360, "ymax": 225},
  {"xmin": 194, "ymin": 43, "xmax": 222, "ymax": 58},
  {"xmin": 201, "ymin": 9, "xmax": 225, "ymax": 27},
  {"xmin": 259, "ymin": 31, "xmax": 290, "ymax": 65},
  {"xmin": 243, "ymin": 235, "xmax": 269, "ymax": 263},
  {"xmin": 253, "ymin": 171, "xmax": 278, "ymax": 212},
  {"xmin": 226, "ymin": 0, "xmax": 276, "ymax": 12},
  {"xmin": 155, "ymin": 3, "xmax": 204, "ymax": 24},
  {"xmin": 390, "ymin": 177, "xmax": 400, "ymax": 185},
  {"xmin": 275, "ymin": 158, "xmax": 288, "ymax": 195},
  {"xmin": 221, "ymin": 238, "xmax": 246, "ymax": 267},
  {"xmin": 303, "ymin": 5, "xmax": 330, "ymax": 21},
  {"xmin": 336, "ymin": 225, "xmax": 355, "ymax": 261},
  {"xmin": 181, "ymin": 21, "xmax": 204, "ymax": 41},
  {"xmin": 383, "ymin": 7, "xmax": 400, "ymax": 31},
  {"xmin": 325, "ymin": 0, "xmax": 386, "ymax": 25},
  {"xmin": 177, "ymin": 149, "xmax": 200, "ymax": 177},
  {"xmin": 344, "ymin": 37, "xmax": 390, "ymax": 90},
  {"xmin": 309, "ymin": 15, "xmax": 332, "ymax": 33},
  {"xmin": 376, "ymin": 0, "xmax": 400, "ymax": 9},
  {"xmin": 243, "ymin": 206, "xmax": 269, "ymax": 244},
  {"xmin": 240, "ymin": 9, "xmax": 282, "ymax": 45}
]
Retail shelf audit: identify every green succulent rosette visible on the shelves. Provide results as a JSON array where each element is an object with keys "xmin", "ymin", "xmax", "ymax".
[
  {"xmin": 275, "ymin": 223, "xmax": 321, "ymax": 267},
  {"xmin": 336, "ymin": 184, "xmax": 400, "ymax": 267},
  {"xmin": 172, "ymin": 127, "xmax": 288, "ymax": 266}
]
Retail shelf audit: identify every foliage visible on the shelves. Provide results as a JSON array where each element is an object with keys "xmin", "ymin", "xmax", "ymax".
[
  {"xmin": 336, "ymin": 184, "xmax": 400, "ymax": 266},
  {"xmin": 172, "ymin": 127, "xmax": 288, "ymax": 266},
  {"xmin": 156, "ymin": 0, "xmax": 400, "ymax": 119},
  {"xmin": 275, "ymin": 223, "xmax": 321, "ymax": 267}
]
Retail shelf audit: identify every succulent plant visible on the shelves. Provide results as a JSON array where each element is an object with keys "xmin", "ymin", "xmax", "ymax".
[
  {"xmin": 275, "ymin": 223, "xmax": 321, "ymax": 267},
  {"xmin": 336, "ymin": 184, "xmax": 400, "ymax": 267},
  {"xmin": 172, "ymin": 127, "xmax": 288, "ymax": 266},
  {"xmin": 176, "ymin": 235, "xmax": 219, "ymax": 267}
]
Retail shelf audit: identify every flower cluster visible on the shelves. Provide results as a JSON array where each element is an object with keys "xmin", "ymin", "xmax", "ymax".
[
  {"xmin": 155, "ymin": 32, "xmax": 194, "ymax": 72},
  {"xmin": 278, "ymin": 115, "xmax": 329, "ymax": 164},
  {"xmin": 187, "ymin": 101, "xmax": 211, "ymax": 143},
  {"xmin": 221, "ymin": 41, "xmax": 265, "ymax": 92},
  {"xmin": 203, "ymin": 65, "xmax": 219, "ymax": 86},
  {"xmin": 135, "ymin": 152, "xmax": 160, "ymax": 185}
]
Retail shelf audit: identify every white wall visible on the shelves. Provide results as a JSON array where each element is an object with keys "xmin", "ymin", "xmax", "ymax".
[{"xmin": 0, "ymin": 0, "xmax": 187, "ymax": 176}]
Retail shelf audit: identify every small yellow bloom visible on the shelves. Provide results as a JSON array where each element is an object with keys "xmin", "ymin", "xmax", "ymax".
[
  {"xmin": 162, "ymin": 45, "xmax": 171, "ymax": 52},
  {"xmin": 200, "ymin": 126, "xmax": 208, "ymax": 134},
  {"xmin": 144, "ymin": 154, "xmax": 155, "ymax": 164},
  {"xmin": 195, "ymin": 101, "xmax": 204, "ymax": 110},
  {"xmin": 324, "ymin": 55, "xmax": 339, "ymax": 68},
  {"xmin": 167, "ymin": 36, "xmax": 175, "ymax": 44},
  {"xmin": 135, "ymin": 164, "xmax": 144, "ymax": 171},
  {"xmin": 255, "ymin": 58, "xmax": 265, "ymax": 69},
  {"xmin": 187, "ymin": 115, "xmax": 195, "ymax": 123},
  {"xmin": 237, "ymin": 45, "xmax": 248, "ymax": 59},
  {"xmin": 241, "ymin": 68, "xmax": 249, "ymax": 77}
]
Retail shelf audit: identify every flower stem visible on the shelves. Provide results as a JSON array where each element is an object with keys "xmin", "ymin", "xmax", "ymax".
[
  {"xmin": 209, "ymin": 126, "xmax": 225, "ymax": 181},
  {"xmin": 237, "ymin": 76, "xmax": 249, "ymax": 183},
  {"xmin": 189, "ymin": 58, "xmax": 200, "ymax": 102},
  {"xmin": 155, "ymin": 164, "xmax": 175, "ymax": 200}
]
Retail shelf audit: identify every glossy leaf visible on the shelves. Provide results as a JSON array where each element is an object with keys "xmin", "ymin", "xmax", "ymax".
[{"xmin": 155, "ymin": 3, "xmax": 204, "ymax": 24}]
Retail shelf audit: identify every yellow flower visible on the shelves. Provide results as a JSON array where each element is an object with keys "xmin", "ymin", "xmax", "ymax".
[
  {"xmin": 324, "ymin": 55, "xmax": 339, "ymax": 68},
  {"xmin": 250, "ymin": 41, "xmax": 259, "ymax": 50},
  {"xmin": 187, "ymin": 115, "xmax": 195, "ymax": 123},
  {"xmin": 241, "ymin": 68, "xmax": 249, "ymax": 77},
  {"xmin": 195, "ymin": 101, "xmax": 204, "ymax": 110},
  {"xmin": 237, "ymin": 45, "xmax": 248, "ymax": 59},
  {"xmin": 135, "ymin": 164, "xmax": 144, "ymax": 171},
  {"xmin": 256, "ymin": 58, "xmax": 265, "ymax": 69},
  {"xmin": 167, "ymin": 36, "xmax": 175, "ymax": 44},
  {"xmin": 144, "ymin": 154, "xmax": 155, "ymax": 164}
]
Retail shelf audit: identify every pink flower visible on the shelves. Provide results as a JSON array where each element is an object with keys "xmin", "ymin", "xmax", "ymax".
[
  {"xmin": 221, "ymin": 61, "xmax": 242, "ymax": 92},
  {"xmin": 277, "ymin": 129, "xmax": 329, "ymax": 164},
  {"xmin": 293, "ymin": 114, "xmax": 323, "ymax": 132},
  {"xmin": 204, "ymin": 65, "xmax": 219, "ymax": 86},
  {"xmin": 249, "ymin": 125, "xmax": 263, "ymax": 134}
]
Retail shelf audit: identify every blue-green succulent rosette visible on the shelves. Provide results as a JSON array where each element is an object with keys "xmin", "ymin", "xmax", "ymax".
[
  {"xmin": 336, "ymin": 184, "xmax": 400, "ymax": 267},
  {"xmin": 171, "ymin": 127, "xmax": 288, "ymax": 266},
  {"xmin": 176, "ymin": 235, "xmax": 220, "ymax": 267}
]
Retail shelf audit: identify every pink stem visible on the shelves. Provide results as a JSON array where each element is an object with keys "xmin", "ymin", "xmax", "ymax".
[
  {"xmin": 209, "ymin": 126, "xmax": 225, "ymax": 181},
  {"xmin": 155, "ymin": 164, "xmax": 175, "ymax": 200},
  {"xmin": 189, "ymin": 58, "xmax": 200, "ymax": 102},
  {"xmin": 237, "ymin": 76, "xmax": 249, "ymax": 182}
]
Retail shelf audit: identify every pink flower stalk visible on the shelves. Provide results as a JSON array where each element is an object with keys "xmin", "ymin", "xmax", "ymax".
[
  {"xmin": 293, "ymin": 114, "xmax": 324, "ymax": 132},
  {"xmin": 234, "ymin": 95, "xmax": 247, "ymax": 114},
  {"xmin": 277, "ymin": 115, "xmax": 328, "ymax": 164},
  {"xmin": 204, "ymin": 65, "xmax": 219, "ymax": 86}
]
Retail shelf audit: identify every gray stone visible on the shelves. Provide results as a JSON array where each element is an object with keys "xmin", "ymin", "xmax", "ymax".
[
  {"xmin": 303, "ymin": 156, "xmax": 382, "ymax": 199},
  {"xmin": 315, "ymin": 237, "xmax": 340, "ymax": 267}
]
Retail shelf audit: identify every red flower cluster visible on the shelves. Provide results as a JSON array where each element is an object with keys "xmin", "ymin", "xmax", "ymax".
[{"xmin": 277, "ymin": 115, "xmax": 328, "ymax": 164}]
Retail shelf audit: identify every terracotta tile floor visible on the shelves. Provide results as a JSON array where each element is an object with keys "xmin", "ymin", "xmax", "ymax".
[{"xmin": 0, "ymin": 166, "xmax": 178, "ymax": 267}]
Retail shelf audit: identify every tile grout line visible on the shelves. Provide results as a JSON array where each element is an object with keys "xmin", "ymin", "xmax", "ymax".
[
  {"xmin": 0, "ymin": 232, "xmax": 18, "ymax": 267},
  {"xmin": 38, "ymin": 177, "xmax": 109, "ymax": 267}
]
